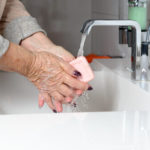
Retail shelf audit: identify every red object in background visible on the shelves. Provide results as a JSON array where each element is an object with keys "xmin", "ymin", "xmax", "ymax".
[{"xmin": 85, "ymin": 54, "xmax": 111, "ymax": 63}]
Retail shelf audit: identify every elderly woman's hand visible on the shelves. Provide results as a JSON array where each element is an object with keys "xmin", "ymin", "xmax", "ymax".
[
  {"xmin": 21, "ymin": 32, "xmax": 85, "ymax": 112},
  {"xmin": 27, "ymin": 51, "xmax": 88, "ymax": 112}
]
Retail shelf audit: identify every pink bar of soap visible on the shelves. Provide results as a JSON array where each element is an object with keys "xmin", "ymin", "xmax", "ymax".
[{"xmin": 70, "ymin": 56, "xmax": 94, "ymax": 82}]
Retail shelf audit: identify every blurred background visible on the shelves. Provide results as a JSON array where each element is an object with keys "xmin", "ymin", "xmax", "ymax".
[{"xmin": 21, "ymin": 0, "xmax": 150, "ymax": 57}]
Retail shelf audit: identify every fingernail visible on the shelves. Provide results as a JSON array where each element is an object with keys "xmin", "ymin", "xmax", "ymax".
[
  {"xmin": 39, "ymin": 98, "xmax": 44, "ymax": 108},
  {"xmin": 88, "ymin": 86, "xmax": 93, "ymax": 91},
  {"xmin": 73, "ymin": 71, "xmax": 81, "ymax": 77},
  {"xmin": 53, "ymin": 109, "xmax": 57, "ymax": 113},
  {"xmin": 73, "ymin": 103, "xmax": 77, "ymax": 107}
]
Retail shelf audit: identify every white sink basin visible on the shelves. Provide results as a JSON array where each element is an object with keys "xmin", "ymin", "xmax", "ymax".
[
  {"xmin": 77, "ymin": 59, "xmax": 150, "ymax": 112},
  {"xmin": 0, "ymin": 59, "xmax": 150, "ymax": 114},
  {"xmin": 0, "ymin": 112, "xmax": 150, "ymax": 150}
]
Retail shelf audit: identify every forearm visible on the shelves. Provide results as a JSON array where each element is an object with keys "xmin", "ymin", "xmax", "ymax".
[
  {"xmin": 21, "ymin": 32, "xmax": 74, "ymax": 62},
  {"xmin": 21, "ymin": 32, "xmax": 55, "ymax": 52},
  {"xmin": 0, "ymin": 42, "xmax": 35, "ymax": 76}
]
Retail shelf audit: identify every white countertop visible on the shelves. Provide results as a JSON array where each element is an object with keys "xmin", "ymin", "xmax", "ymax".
[{"xmin": 0, "ymin": 112, "xmax": 150, "ymax": 150}]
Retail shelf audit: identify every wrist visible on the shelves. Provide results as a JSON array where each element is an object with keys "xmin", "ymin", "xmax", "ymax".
[
  {"xmin": 21, "ymin": 32, "xmax": 56, "ymax": 52},
  {"xmin": 0, "ymin": 42, "xmax": 36, "ymax": 76}
]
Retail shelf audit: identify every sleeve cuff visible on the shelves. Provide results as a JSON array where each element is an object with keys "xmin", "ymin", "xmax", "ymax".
[
  {"xmin": 3, "ymin": 16, "xmax": 47, "ymax": 44},
  {"xmin": 0, "ymin": 35, "xmax": 9, "ymax": 57}
]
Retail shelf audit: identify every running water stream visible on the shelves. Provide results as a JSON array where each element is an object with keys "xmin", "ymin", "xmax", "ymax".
[
  {"xmin": 67, "ymin": 34, "xmax": 91, "ymax": 112},
  {"xmin": 77, "ymin": 34, "xmax": 87, "ymax": 57}
]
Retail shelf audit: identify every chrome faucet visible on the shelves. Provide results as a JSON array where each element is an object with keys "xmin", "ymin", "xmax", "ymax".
[{"xmin": 80, "ymin": 19, "xmax": 149, "ymax": 81}]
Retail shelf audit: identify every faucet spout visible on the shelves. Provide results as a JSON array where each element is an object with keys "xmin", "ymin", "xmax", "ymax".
[
  {"xmin": 81, "ymin": 19, "xmax": 143, "ymax": 80},
  {"xmin": 81, "ymin": 19, "xmax": 141, "ymax": 51}
]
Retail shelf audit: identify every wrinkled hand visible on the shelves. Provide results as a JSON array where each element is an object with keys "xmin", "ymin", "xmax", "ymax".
[
  {"xmin": 27, "ymin": 52, "xmax": 88, "ymax": 112},
  {"xmin": 37, "ymin": 45, "xmax": 77, "ymax": 112},
  {"xmin": 38, "ymin": 46, "xmax": 84, "ymax": 112},
  {"xmin": 38, "ymin": 46, "xmax": 81, "ymax": 112},
  {"xmin": 21, "ymin": 32, "xmax": 84, "ymax": 112}
]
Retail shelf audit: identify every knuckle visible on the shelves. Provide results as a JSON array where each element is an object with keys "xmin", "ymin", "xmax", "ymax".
[
  {"xmin": 68, "ymin": 90, "xmax": 73, "ymax": 97},
  {"xmin": 57, "ymin": 95, "xmax": 64, "ymax": 102}
]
